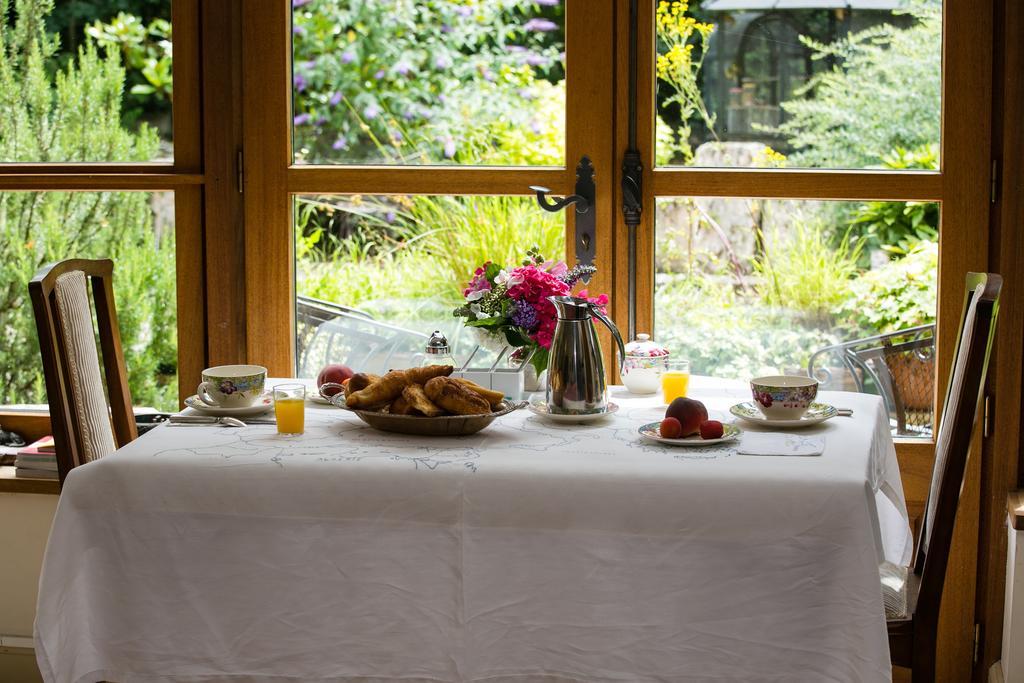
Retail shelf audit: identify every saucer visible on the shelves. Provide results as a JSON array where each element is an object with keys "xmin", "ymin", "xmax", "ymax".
[
  {"xmin": 528, "ymin": 401, "xmax": 619, "ymax": 423},
  {"xmin": 729, "ymin": 401, "xmax": 838, "ymax": 428},
  {"xmin": 308, "ymin": 393, "xmax": 334, "ymax": 405},
  {"xmin": 638, "ymin": 422, "xmax": 740, "ymax": 446},
  {"xmin": 184, "ymin": 394, "xmax": 274, "ymax": 417}
]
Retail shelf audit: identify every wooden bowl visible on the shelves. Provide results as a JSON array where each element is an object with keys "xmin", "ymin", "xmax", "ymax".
[{"xmin": 329, "ymin": 396, "xmax": 527, "ymax": 436}]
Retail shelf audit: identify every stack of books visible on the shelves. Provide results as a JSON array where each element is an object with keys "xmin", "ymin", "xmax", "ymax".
[{"xmin": 15, "ymin": 436, "xmax": 59, "ymax": 479}]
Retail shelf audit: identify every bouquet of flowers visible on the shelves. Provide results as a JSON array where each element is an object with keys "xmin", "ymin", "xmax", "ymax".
[{"xmin": 454, "ymin": 248, "xmax": 609, "ymax": 375}]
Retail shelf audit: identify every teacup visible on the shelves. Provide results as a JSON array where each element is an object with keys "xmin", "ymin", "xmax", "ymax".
[
  {"xmin": 197, "ymin": 365, "xmax": 268, "ymax": 408},
  {"xmin": 750, "ymin": 375, "xmax": 819, "ymax": 420}
]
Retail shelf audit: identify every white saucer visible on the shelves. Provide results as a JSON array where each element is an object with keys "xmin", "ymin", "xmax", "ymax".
[
  {"xmin": 638, "ymin": 422, "xmax": 740, "ymax": 446},
  {"xmin": 729, "ymin": 401, "xmax": 838, "ymax": 428},
  {"xmin": 528, "ymin": 401, "xmax": 619, "ymax": 423},
  {"xmin": 184, "ymin": 394, "xmax": 274, "ymax": 417},
  {"xmin": 307, "ymin": 393, "xmax": 334, "ymax": 405}
]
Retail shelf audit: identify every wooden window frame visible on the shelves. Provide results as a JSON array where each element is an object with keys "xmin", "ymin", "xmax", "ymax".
[{"xmin": 0, "ymin": 0, "xmax": 211, "ymax": 407}]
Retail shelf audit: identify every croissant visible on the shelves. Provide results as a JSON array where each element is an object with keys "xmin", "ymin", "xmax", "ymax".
[
  {"xmin": 451, "ymin": 378, "xmax": 505, "ymax": 409},
  {"xmin": 404, "ymin": 364, "xmax": 454, "ymax": 385},
  {"xmin": 347, "ymin": 372, "xmax": 382, "ymax": 394},
  {"xmin": 388, "ymin": 395, "xmax": 419, "ymax": 416},
  {"xmin": 424, "ymin": 377, "xmax": 490, "ymax": 415},
  {"xmin": 402, "ymin": 384, "xmax": 444, "ymax": 417},
  {"xmin": 346, "ymin": 370, "xmax": 409, "ymax": 409}
]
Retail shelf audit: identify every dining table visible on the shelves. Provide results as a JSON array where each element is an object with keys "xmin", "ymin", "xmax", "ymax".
[{"xmin": 34, "ymin": 375, "xmax": 913, "ymax": 683}]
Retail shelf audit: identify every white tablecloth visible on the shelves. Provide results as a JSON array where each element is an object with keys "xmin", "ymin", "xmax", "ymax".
[{"xmin": 35, "ymin": 377, "xmax": 912, "ymax": 683}]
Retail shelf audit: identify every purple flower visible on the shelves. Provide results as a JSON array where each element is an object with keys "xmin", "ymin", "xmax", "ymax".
[
  {"xmin": 511, "ymin": 300, "xmax": 539, "ymax": 330},
  {"xmin": 390, "ymin": 129, "xmax": 403, "ymax": 142},
  {"xmin": 329, "ymin": 91, "xmax": 342, "ymax": 106},
  {"xmin": 395, "ymin": 61, "xmax": 412, "ymax": 76},
  {"xmin": 301, "ymin": 59, "xmax": 317, "ymax": 69},
  {"xmin": 535, "ymin": 0, "xmax": 560, "ymax": 5},
  {"xmin": 219, "ymin": 380, "xmax": 238, "ymax": 395},
  {"xmin": 374, "ymin": 69, "xmax": 386, "ymax": 80},
  {"xmin": 434, "ymin": 54, "xmax": 452, "ymax": 69},
  {"xmin": 454, "ymin": 6, "xmax": 473, "ymax": 17},
  {"xmin": 441, "ymin": 23, "xmax": 452, "ymax": 33},
  {"xmin": 363, "ymin": 103, "xmax": 381, "ymax": 119},
  {"xmin": 525, "ymin": 53, "xmax": 547, "ymax": 66},
  {"xmin": 505, "ymin": 45, "xmax": 527, "ymax": 53},
  {"xmin": 340, "ymin": 50, "xmax": 356, "ymax": 64},
  {"xmin": 293, "ymin": 113, "xmax": 312, "ymax": 125},
  {"xmin": 443, "ymin": 137, "xmax": 456, "ymax": 158},
  {"xmin": 294, "ymin": 73, "xmax": 307, "ymax": 91},
  {"xmin": 402, "ymin": 109, "xmax": 417, "ymax": 120},
  {"xmin": 523, "ymin": 18, "xmax": 558, "ymax": 32},
  {"xmin": 292, "ymin": 0, "xmax": 312, "ymax": 6},
  {"xmin": 385, "ymin": 211, "xmax": 396, "ymax": 223},
  {"xmin": 292, "ymin": 24, "xmax": 306, "ymax": 36},
  {"xmin": 332, "ymin": 137, "xmax": 348, "ymax": 150},
  {"xmin": 517, "ymin": 88, "xmax": 536, "ymax": 100},
  {"xmin": 530, "ymin": 120, "xmax": 543, "ymax": 134},
  {"xmin": 482, "ymin": 69, "xmax": 495, "ymax": 82},
  {"xmin": 316, "ymin": 116, "xmax": 328, "ymax": 126}
]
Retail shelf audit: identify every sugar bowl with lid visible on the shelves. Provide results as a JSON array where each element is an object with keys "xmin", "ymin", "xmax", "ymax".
[{"xmin": 620, "ymin": 333, "xmax": 670, "ymax": 394}]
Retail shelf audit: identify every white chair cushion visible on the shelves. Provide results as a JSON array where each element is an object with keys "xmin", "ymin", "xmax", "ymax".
[{"xmin": 53, "ymin": 270, "xmax": 117, "ymax": 462}]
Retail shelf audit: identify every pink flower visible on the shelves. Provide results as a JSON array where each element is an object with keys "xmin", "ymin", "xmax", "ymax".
[
  {"xmin": 543, "ymin": 260, "xmax": 569, "ymax": 277},
  {"xmin": 577, "ymin": 289, "xmax": 609, "ymax": 311}
]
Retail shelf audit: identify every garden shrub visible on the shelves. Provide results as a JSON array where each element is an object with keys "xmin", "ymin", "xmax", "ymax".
[
  {"xmin": 291, "ymin": 0, "xmax": 564, "ymax": 164},
  {"xmin": 776, "ymin": 3, "xmax": 940, "ymax": 169},
  {"xmin": 0, "ymin": 0, "xmax": 176, "ymax": 409},
  {"xmin": 838, "ymin": 240, "xmax": 937, "ymax": 336}
]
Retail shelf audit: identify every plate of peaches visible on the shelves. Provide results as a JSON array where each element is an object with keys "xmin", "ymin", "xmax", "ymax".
[
  {"xmin": 320, "ymin": 365, "xmax": 526, "ymax": 436},
  {"xmin": 638, "ymin": 397, "xmax": 741, "ymax": 446}
]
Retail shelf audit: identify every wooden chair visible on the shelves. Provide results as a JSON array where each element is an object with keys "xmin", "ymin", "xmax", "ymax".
[
  {"xmin": 884, "ymin": 272, "xmax": 1002, "ymax": 681},
  {"xmin": 29, "ymin": 259, "xmax": 137, "ymax": 484}
]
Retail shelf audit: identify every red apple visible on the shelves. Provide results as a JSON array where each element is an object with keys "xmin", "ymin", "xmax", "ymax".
[
  {"xmin": 660, "ymin": 417, "xmax": 683, "ymax": 439},
  {"xmin": 699, "ymin": 420, "xmax": 724, "ymax": 440},
  {"xmin": 665, "ymin": 397, "xmax": 708, "ymax": 437},
  {"xmin": 317, "ymin": 364, "xmax": 354, "ymax": 396}
]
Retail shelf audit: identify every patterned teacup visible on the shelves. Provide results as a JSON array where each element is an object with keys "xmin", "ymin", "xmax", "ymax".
[
  {"xmin": 197, "ymin": 365, "xmax": 267, "ymax": 408},
  {"xmin": 750, "ymin": 375, "xmax": 819, "ymax": 420}
]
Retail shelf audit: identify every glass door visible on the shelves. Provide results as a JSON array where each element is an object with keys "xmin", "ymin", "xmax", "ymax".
[{"xmin": 242, "ymin": 0, "xmax": 615, "ymax": 377}]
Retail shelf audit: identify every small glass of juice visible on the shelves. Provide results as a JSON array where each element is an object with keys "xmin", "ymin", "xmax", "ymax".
[
  {"xmin": 273, "ymin": 383, "xmax": 306, "ymax": 435},
  {"xmin": 661, "ymin": 360, "xmax": 691, "ymax": 404}
]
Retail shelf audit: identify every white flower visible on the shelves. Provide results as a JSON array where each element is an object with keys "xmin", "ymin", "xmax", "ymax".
[
  {"xmin": 466, "ymin": 289, "xmax": 487, "ymax": 302},
  {"xmin": 469, "ymin": 304, "xmax": 490, "ymax": 320},
  {"xmin": 494, "ymin": 269, "xmax": 524, "ymax": 288}
]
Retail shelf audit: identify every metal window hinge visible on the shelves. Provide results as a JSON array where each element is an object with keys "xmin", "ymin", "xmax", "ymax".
[
  {"xmin": 974, "ymin": 623, "xmax": 982, "ymax": 664},
  {"xmin": 983, "ymin": 395, "xmax": 992, "ymax": 438},
  {"xmin": 237, "ymin": 149, "xmax": 244, "ymax": 194},
  {"xmin": 991, "ymin": 158, "xmax": 1000, "ymax": 204}
]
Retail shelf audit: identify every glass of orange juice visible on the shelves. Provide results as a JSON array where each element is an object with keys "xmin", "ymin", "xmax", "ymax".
[
  {"xmin": 661, "ymin": 360, "xmax": 691, "ymax": 404},
  {"xmin": 273, "ymin": 383, "xmax": 306, "ymax": 435}
]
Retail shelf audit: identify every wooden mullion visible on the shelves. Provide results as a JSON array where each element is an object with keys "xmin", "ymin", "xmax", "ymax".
[
  {"xmin": 975, "ymin": 0, "xmax": 1024, "ymax": 677},
  {"xmin": 652, "ymin": 168, "xmax": 942, "ymax": 201},
  {"xmin": 565, "ymin": 0, "xmax": 615, "ymax": 373},
  {"xmin": 171, "ymin": 0, "xmax": 206, "ymax": 406},
  {"xmin": 242, "ymin": 0, "xmax": 294, "ymax": 376},
  {"xmin": 0, "ymin": 173, "xmax": 203, "ymax": 190},
  {"xmin": 202, "ymin": 0, "xmax": 246, "ymax": 367},
  {"xmin": 286, "ymin": 166, "xmax": 570, "ymax": 196}
]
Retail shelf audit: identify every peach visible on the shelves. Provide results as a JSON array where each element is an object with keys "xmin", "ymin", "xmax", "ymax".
[
  {"xmin": 317, "ymin": 364, "xmax": 354, "ymax": 396},
  {"xmin": 666, "ymin": 397, "xmax": 708, "ymax": 437}
]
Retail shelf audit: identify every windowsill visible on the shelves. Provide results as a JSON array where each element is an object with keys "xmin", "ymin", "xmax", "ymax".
[{"xmin": 0, "ymin": 466, "xmax": 59, "ymax": 495}]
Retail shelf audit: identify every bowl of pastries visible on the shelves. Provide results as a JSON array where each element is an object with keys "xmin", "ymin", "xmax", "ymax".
[{"xmin": 321, "ymin": 365, "xmax": 527, "ymax": 436}]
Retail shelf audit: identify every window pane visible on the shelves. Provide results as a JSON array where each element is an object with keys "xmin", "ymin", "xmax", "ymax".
[
  {"xmin": 0, "ymin": 1, "xmax": 173, "ymax": 162},
  {"xmin": 295, "ymin": 194, "xmax": 564, "ymax": 376},
  {"xmin": 291, "ymin": 1, "xmax": 565, "ymax": 166},
  {"xmin": 654, "ymin": 1, "xmax": 941, "ymax": 170},
  {"xmin": 0, "ymin": 191, "xmax": 178, "ymax": 411},
  {"xmin": 654, "ymin": 196, "xmax": 938, "ymax": 438}
]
